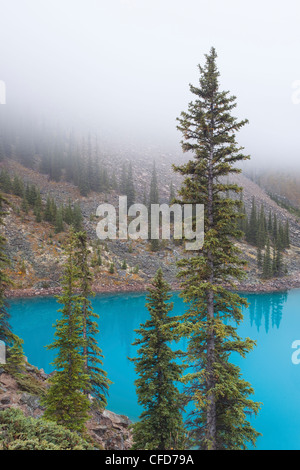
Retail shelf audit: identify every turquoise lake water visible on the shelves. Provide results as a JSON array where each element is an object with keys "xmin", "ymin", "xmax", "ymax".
[{"xmin": 7, "ymin": 289, "xmax": 300, "ymax": 450}]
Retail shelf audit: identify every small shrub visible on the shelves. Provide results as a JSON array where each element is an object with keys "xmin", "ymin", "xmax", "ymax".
[
  {"xmin": 109, "ymin": 263, "xmax": 114, "ymax": 274},
  {"xmin": 0, "ymin": 408, "xmax": 94, "ymax": 450}
]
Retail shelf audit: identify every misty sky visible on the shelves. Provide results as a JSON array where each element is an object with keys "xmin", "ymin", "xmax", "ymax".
[{"xmin": 1, "ymin": 0, "xmax": 300, "ymax": 167}]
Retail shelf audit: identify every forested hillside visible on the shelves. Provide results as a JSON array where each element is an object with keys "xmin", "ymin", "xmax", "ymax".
[
  {"xmin": 0, "ymin": 143, "xmax": 299, "ymax": 295},
  {"xmin": 246, "ymin": 168, "xmax": 300, "ymax": 216}
]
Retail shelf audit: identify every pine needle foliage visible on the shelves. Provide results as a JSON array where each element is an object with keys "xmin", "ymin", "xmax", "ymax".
[
  {"xmin": 43, "ymin": 231, "xmax": 90, "ymax": 433},
  {"xmin": 131, "ymin": 268, "xmax": 186, "ymax": 450},
  {"xmin": 173, "ymin": 48, "xmax": 261, "ymax": 450},
  {"xmin": 75, "ymin": 231, "xmax": 111, "ymax": 409},
  {"xmin": 0, "ymin": 193, "xmax": 13, "ymax": 346}
]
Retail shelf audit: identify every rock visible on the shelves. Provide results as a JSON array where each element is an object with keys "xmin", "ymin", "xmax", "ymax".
[
  {"xmin": 39, "ymin": 368, "xmax": 47, "ymax": 379},
  {"xmin": 102, "ymin": 409, "xmax": 131, "ymax": 427},
  {"xmin": 20, "ymin": 392, "xmax": 42, "ymax": 412},
  {"xmin": 92, "ymin": 425, "xmax": 109, "ymax": 436},
  {"xmin": 0, "ymin": 395, "xmax": 11, "ymax": 405}
]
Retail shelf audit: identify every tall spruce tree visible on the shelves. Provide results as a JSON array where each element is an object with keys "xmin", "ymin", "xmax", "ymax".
[
  {"xmin": 131, "ymin": 269, "xmax": 186, "ymax": 450},
  {"xmin": 75, "ymin": 231, "xmax": 111, "ymax": 408},
  {"xmin": 174, "ymin": 48, "xmax": 261, "ymax": 450},
  {"xmin": 43, "ymin": 231, "xmax": 90, "ymax": 433}
]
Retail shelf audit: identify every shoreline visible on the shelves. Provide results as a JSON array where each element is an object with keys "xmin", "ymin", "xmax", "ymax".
[{"xmin": 5, "ymin": 274, "xmax": 300, "ymax": 299}]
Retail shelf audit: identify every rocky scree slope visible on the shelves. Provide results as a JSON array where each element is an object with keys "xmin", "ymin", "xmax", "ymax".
[{"xmin": 1, "ymin": 158, "xmax": 300, "ymax": 295}]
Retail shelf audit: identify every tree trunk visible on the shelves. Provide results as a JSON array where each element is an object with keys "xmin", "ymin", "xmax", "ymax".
[{"xmin": 206, "ymin": 104, "xmax": 216, "ymax": 450}]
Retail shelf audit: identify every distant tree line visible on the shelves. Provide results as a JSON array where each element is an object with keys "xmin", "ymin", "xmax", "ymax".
[
  {"xmin": 246, "ymin": 168, "xmax": 300, "ymax": 214},
  {"xmin": 0, "ymin": 119, "xmax": 118, "ymax": 196},
  {"xmin": 238, "ymin": 196, "xmax": 290, "ymax": 278},
  {"xmin": 0, "ymin": 170, "xmax": 83, "ymax": 233}
]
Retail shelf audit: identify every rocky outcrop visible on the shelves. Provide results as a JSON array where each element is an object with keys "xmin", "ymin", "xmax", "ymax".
[
  {"xmin": 87, "ymin": 409, "xmax": 133, "ymax": 450},
  {"xmin": 0, "ymin": 365, "xmax": 133, "ymax": 450}
]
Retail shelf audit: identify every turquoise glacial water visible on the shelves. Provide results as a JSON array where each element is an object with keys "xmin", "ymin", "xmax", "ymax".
[{"xmin": 7, "ymin": 289, "xmax": 300, "ymax": 450}]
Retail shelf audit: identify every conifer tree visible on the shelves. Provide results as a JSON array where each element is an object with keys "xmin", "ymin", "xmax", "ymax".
[
  {"xmin": 131, "ymin": 269, "xmax": 186, "ymax": 450},
  {"xmin": 272, "ymin": 244, "xmax": 283, "ymax": 276},
  {"xmin": 247, "ymin": 197, "xmax": 258, "ymax": 245},
  {"xmin": 149, "ymin": 162, "xmax": 159, "ymax": 207},
  {"xmin": 109, "ymin": 263, "xmax": 114, "ymax": 274},
  {"xmin": 267, "ymin": 210, "xmax": 273, "ymax": 234},
  {"xmin": 272, "ymin": 214, "xmax": 278, "ymax": 242},
  {"xmin": 72, "ymin": 204, "xmax": 83, "ymax": 232},
  {"xmin": 43, "ymin": 231, "xmax": 90, "ymax": 433},
  {"xmin": 272, "ymin": 246, "xmax": 277, "ymax": 275},
  {"xmin": 262, "ymin": 238, "xmax": 272, "ymax": 279},
  {"xmin": 237, "ymin": 194, "xmax": 248, "ymax": 237},
  {"xmin": 257, "ymin": 205, "xmax": 267, "ymax": 249},
  {"xmin": 75, "ymin": 232, "xmax": 110, "ymax": 408},
  {"xmin": 44, "ymin": 196, "xmax": 57, "ymax": 224},
  {"xmin": 240, "ymin": 205, "xmax": 248, "ymax": 236},
  {"xmin": 33, "ymin": 189, "xmax": 42, "ymax": 219},
  {"xmin": 34, "ymin": 206, "xmax": 42, "ymax": 223},
  {"xmin": 257, "ymin": 246, "xmax": 262, "ymax": 268},
  {"xmin": 174, "ymin": 48, "xmax": 261, "ymax": 450},
  {"xmin": 6, "ymin": 334, "xmax": 25, "ymax": 375},
  {"xmin": 284, "ymin": 220, "xmax": 290, "ymax": 248},
  {"xmin": 276, "ymin": 222, "xmax": 282, "ymax": 250},
  {"xmin": 21, "ymin": 195, "xmax": 29, "ymax": 214},
  {"xmin": 0, "ymin": 195, "xmax": 26, "ymax": 371},
  {"xmin": 0, "ymin": 170, "xmax": 12, "ymax": 194},
  {"xmin": 55, "ymin": 207, "xmax": 64, "ymax": 234},
  {"xmin": 12, "ymin": 175, "xmax": 24, "ymax": 198},
  {"xmin": 63, "ymin": 199, "xmax": 73, "ymax": 225},
  {"xmin": 276, "ymin": 246, "xmax": 283, "ymax": 275},
  {"xmin": 0, "ymin": 194, "xmax": 13, "ymax": 346}
]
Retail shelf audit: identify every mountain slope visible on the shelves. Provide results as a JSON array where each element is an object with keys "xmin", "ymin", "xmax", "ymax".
[{"xmin": 0, "ymin": 157, "xmax": 300, "ymax": 296}]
